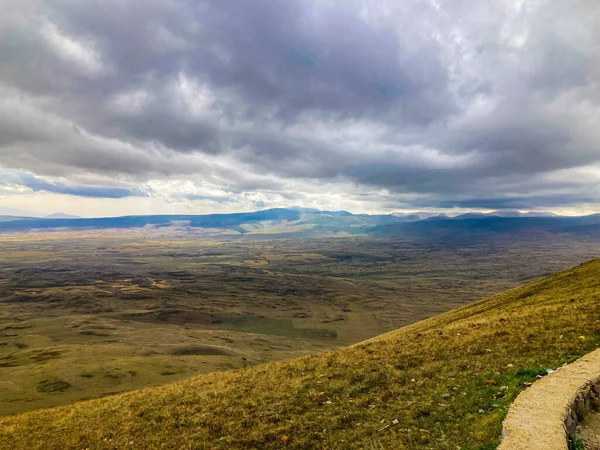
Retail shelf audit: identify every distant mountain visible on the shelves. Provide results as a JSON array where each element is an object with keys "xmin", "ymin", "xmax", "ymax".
[
  {"xmin": 0, "ymin": 207, "xmax": 410, "ymax": 236},
  {"xmin": 0, "ymin": 207, "xmax": 596, "ymax": 240},
  {"xmin": 0, "ymin": 215, "xmax": 38, "ymax": 222},
  {"xmin": 446, "ymin": 213, "xmax": 488, "ymax": 220},
  {"xmin": 450, "ymin": 210, "xmax": 559, "ymax": 220},
  {"xmin": 0, "ymin": 208, "xmax": 302, "ymax": 233},
  {"xmin": 0, "ymin": 208, "xmax": 81, "ymax": 219},
  {"xmin": 371, "ymin": 214, "xmax": 600, "ymax": 239},
  {"xmin": 0, "ymin": 207, "xmax": 45, "ymax": 218},
  {"xmin": 288, "ymin": 206, "xmax": 352, "ymax": 216},
  {"xmin": 391, "ymin": 211, "xmax": 443, "ymax": 221},
  {"xmin": 424, "ymin": 213, "xmax": 450, "ymax": 220},
  {"xmin": 496, "ymin": 210, "xmax": 559, "ymax": 218},
  {"xmin": 46, "ymin": 212, "xmax": 80, "ymax": 219}
]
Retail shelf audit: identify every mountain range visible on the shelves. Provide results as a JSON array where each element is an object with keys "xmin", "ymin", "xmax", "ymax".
[
  {"xmin": 0, "ymin": 207, "xmax": 599, "ymax": 239},
  {"xmin": 0, "ymin": 207, "xmax": 80, "ymax": 219}
]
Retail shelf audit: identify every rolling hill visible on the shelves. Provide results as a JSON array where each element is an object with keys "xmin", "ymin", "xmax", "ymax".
[{"xmin": 2, "ymin": 260, "xmax": 599, "ymax": 449}]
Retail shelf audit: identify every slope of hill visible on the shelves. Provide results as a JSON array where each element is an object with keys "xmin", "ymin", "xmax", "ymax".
[{"xmin": 2, "ymin": 260, "xmax": 600, "ymax": 449}]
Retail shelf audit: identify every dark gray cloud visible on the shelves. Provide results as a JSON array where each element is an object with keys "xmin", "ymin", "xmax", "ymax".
[{"xmin": 0, "ymin": 0, "xmax": 599, "ymax": 212}]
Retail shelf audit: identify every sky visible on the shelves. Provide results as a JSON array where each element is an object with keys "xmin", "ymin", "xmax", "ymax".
[{"xmin": 0, "ymin": 0, "xmax": 599, "ymax": 217}]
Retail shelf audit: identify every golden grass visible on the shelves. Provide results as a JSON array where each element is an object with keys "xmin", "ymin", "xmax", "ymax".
[{"xmin": 2, "ymin": 260, "xmax": 600, "ymax": 449}]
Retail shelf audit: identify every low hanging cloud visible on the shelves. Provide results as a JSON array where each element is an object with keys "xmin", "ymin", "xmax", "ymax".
[{"xmin": 0, "ymin": 0, "xmax": 599, "ymax": 214}]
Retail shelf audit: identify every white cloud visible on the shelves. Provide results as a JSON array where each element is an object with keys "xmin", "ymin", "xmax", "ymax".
[
  {"xmin": 171, "ymin": 72, "xmax": 217, "ymax": 119},
  {"xmin": 40, "ymin": 20, "xmax": 110, "ymax": 78},
  {"xmin": 0, "ymin": 0, "xmax": 599, "ymax": 216},
  {"xmin": 110, "ymin": 89, "xmax": 152, "ymax": 115}
]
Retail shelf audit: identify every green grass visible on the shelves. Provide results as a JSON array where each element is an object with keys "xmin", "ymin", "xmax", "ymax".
[
  {"xmin": 35, "ymin": 378, "xmax": 71, "ymax": 393},
  {"xmin": 2, "ymin": 259, "xmax": 600, "ymax": 449},
  {"xmin": 568, "ymin": 437, "xmax": 586, "ymax": 450}
]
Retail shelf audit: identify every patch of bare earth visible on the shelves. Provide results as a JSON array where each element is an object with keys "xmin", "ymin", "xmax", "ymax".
[{"xmin": 576, "ymin": 409, "xmax": 600, "ymax": 450}]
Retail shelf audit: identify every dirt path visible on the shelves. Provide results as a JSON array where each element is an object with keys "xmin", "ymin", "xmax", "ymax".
[{"xmin": 575, "ymin": 409, "xmax": 600, "ymax": 449}]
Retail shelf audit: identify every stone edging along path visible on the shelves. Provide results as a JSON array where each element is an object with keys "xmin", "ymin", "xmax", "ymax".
[{"xmin": 498, "ymin": 348, "xmax": 600, "ymax": 450}]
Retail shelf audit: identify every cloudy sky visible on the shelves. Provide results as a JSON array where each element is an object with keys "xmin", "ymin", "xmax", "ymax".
[{"xmin": 0, "ymin": 0, "xmax": 599, "ymax": 217}]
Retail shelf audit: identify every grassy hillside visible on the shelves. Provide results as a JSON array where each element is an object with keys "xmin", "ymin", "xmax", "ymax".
[{"xmin": 2, "ymin": 260, "xmax": 600, "ymax": 449}]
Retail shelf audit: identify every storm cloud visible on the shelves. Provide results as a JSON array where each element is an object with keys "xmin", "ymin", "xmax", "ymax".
[{"xmin": 0, "ymin": 0, "xmax": 599, "ymax": 215}]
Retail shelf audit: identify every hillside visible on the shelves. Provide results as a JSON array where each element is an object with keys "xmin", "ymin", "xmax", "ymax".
[{"xmin": 2, "ymin": 260, "xmax": 600, "ymax": 449}]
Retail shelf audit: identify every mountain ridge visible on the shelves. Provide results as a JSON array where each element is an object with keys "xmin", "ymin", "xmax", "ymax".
[{"xmin": 0, "ymin": 207, "xmax": 597, "ymax": 239}]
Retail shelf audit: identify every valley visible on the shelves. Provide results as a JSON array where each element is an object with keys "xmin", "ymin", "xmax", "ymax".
[{"xmin": 1, "ymin": 230, "xmax": 600, "ymax": 416}]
